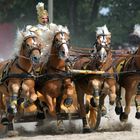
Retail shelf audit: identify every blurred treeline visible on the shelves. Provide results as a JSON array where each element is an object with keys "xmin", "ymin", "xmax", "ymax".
[{"xmin": 0, "ymin": 0, "xmax": 140, "ymax": 48}]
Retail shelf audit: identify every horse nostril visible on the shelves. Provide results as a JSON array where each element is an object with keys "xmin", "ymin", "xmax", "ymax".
[
  {"xmin": 31, "ymin": 56, "xmax": 40, "ymax": 63},
  {"xmin": 62, "ymin": 50, "xmax": 65, "ymax": 55}
]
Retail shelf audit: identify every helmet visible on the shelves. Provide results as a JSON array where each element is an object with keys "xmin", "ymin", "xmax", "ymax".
[{"xmin": 36, "ymin": 2, "xmax": 49, "ymax": 24}]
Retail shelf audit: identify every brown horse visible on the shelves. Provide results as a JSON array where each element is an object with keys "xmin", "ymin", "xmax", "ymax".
[
  {"xmin": 36, "ymin": 26, "xmax": 75, "ymax": 119},
  {"xmin": 115, "ymin": 25, "xmax": 140, "ymax": 122},
  {"xmin": 0, "ymin": 31, "xmax": 44, "ymax": 125},
  {"xmin": 73, "ymin": 25, "xmax": 116, "ymax": 132}
]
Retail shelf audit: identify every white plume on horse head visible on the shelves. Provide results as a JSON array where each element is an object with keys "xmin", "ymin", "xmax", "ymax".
[
  {"xmin": 132, "ymin": 24, "xmax": 140, "ymax": 38},
  {"xmin": 14, "ymin": 29, "xmax": 25, "ymax": 55},
  {"xmin": 96, "ymin": 25, "xmax": 111, "ymax": 37},
  {"xmin": 56, "ymin": 25, "xmax": 70, "ymax": 35},
  {"xmin": 14, "ymin": 29, "xmax": 37, "ymax": 56},
  {"xmin": 42, "ymin": 23, "xmax": 69, "ymax": 48}
]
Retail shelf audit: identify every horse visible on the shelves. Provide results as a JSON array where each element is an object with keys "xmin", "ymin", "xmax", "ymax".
[
  {"xmin": 115, "ymin": 24, "xmax": 140, "ymax": 122},
  {"xmin": 36, "ymin": 25, "xmax": 76, "ymax": 120},
  {"xmin": 72, "ymin": 25, "xmax": 116, "ymax": 132},
  {"xmin": 0, "ymin": 30, "xmax": 44, "ymax": 127}
]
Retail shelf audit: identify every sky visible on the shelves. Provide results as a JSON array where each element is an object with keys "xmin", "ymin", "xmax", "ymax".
[{"xmin": 99, "ymin": 7, "xmax": 110, "ymax": 16}]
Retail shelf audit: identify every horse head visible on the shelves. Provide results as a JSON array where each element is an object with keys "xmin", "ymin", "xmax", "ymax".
[
  {"xmin": 93, "ymin": 25, "xmax": 111, "ymax": 63},
  {"xmin": 96, "ymin": 24, "xmax": 111, "ymax": 48},
  {"xmin": 52, "ymin": 31, "xmax": 70, "ymax": 61},
  {"xmin": 19, "ymin": 31, "xmax": 44, "ymax": 64}
]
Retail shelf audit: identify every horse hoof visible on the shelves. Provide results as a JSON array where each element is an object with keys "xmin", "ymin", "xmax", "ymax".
[
  {"xmin": 7, "ymin": 106, "xmax": 17, "ymax": 114},
  {"xmin": 109, "ymin": 101, "xmax": 114, "ymax": 105},
  {"xmin": 1, "ymin": 118, "xmax": 9, "ymax": 125},
  {"xmin": 101, "ymin": 106, "xmax": 107, "ymax": 116},
  {"xmin": 115, "ymin": 106, "xmax": 123, "ymax": 115},
  {"xmin": 135, "ymin": 112, "xmax": 140, "ymax": 119},
  {"xmin": 83, "ymin": 127, "xmax": 91, "ymax": 133},
  {"xmin": 90, "ymin": 97, "xmax": 98, "ymax": 107},
  {"xmin": 120, "ymin": 112, "xmax": 128, "ymax": 122},
  {"xmin": 85, "ymin": 103, "xmax": 90, "ymax": 114},
  {"xmin": 7, "ymin": 130, "xmax": 19, "ymax": 137},
  {"xmin": 36, "ymin": 111, "xmax": 45, "ymax": 120},
  {"xmin": 102, "ymin": 110, "xmax": 107, "ymax": 116},
  {"xmin": 63, "ymin": 97, "xmax": 73, "ymax": 107}
]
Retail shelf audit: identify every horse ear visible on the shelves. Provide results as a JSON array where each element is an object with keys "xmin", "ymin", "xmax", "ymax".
[
  {"xmin": 17, "ymin": 28, "xmax": 25, "ymax": 37},
  {"xmin": 20, "ymin": 31, "xmax": 25, "ymax": 37}
]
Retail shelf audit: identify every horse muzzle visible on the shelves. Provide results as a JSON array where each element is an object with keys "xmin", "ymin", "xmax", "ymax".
[
  {"xmin": 31, "ymin": 56, "xmax": 41, "ymax": 64},
  {"xmin": 63, "ymin": 97, "xmax": 73, "ymax": 108},
  {"xmin": 59, "ymin": 51, "xmax": 69, "ymax": 60}
]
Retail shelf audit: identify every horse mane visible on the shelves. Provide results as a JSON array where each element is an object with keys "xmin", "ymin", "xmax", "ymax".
[
  {"xmin": 13, "ymin": 29, "xmax": 37, "ymax": 56},
  {"xmin": 42, "ymin": 23, "xmax": 69, "ymax": 45},
  {"xmin": 96, "ymin": 24, "xmax": 111, "ymax": 36},
  {"xmin": 56, "ymin": 25, "xmax": 70, "ymax": 35},
  {"xmin": 129, "ymin": 24, "xmax": 140, "ymax": 45},
  {"xmin": 131, "ymin": 24, "xmax": 140, "ymax": 38}
]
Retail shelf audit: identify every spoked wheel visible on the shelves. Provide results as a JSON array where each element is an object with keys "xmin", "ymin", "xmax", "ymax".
[{"xmin": 87, "ymin": 104, "xmax": 101, "ymax": 131}]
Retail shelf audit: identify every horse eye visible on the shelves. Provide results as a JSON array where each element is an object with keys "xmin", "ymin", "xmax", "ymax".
[
  {"xmin": 55, "ymin": 38, "xmax": 59, "ymax": 42},
  {"xmin": 26, "ymin": 44, "xmax": 30, "ymax": 47},
  {"xmin": 67, "ymin": 40, "xmax": 70, "ymax": 44}
]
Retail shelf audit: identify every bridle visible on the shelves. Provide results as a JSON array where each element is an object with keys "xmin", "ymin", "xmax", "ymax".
[
  {"xmin": 22, "ymin": 36, "xmax": 41, "ymax": 57},
  {"xmin": 53, "ymin": 32, "xmax": 70, "ymax": 50},
  {"xmin": 96, "ymin": 34, "xmax": 111, "ymax": 49}
]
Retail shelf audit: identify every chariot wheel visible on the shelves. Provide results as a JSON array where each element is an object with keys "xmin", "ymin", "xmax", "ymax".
[{"xmin": 86, "ymin": 102, "xmax": 101, "ymax": 131}]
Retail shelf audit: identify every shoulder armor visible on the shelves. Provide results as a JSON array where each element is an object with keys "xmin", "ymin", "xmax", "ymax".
[{"xmin": 26, "ymin": 25, "xmax": 38, "ymax": 32}]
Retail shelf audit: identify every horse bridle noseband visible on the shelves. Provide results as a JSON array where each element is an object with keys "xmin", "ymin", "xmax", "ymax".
[
  {"xmin": 53, "ymin": 32, "xmax": 70, "ymax": 50},
  {"xmin": 23, "ymin": 36, "xmax": 41, "ymax": 57}
]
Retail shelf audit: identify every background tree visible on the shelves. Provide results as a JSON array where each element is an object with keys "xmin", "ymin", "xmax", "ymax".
[{"xmin": 0, "ymin": 0, "xmax": 140, "ymax": 48}]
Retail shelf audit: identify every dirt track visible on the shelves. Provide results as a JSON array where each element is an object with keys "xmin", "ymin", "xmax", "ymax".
[{"xmin": 1, "ymin": 104, "xmax": 140, "ymax": 140}]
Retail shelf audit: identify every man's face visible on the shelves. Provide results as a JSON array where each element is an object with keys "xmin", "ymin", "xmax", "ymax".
[{"xmin": 40, "ymin": 15, "xmax": 49, "ymax": 25}]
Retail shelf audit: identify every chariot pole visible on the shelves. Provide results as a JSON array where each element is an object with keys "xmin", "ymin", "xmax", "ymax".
[{"xmin": 48, "ymin": 0, "xmax": 53, "ymax": 23}]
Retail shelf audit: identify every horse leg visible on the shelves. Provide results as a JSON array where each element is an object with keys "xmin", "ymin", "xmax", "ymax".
[
  {"xmin": 56, "ymin": 95, "xmax": 65, "ymax": 130},
  {"xmin": 89, "ymin": 79, "xmax": 100, "ymax": 107},
  {"xmin": 0, "ymin": 89, "xmax": 11, "ymax": 125},
  {"xmin": 75, "ymin": 83, "xmax": 90, "ymax": 133},
  {"xmin": 115, "ymin": 84, "xmax": 123, "ymax": 115},
  {"xmin": 108, "ymin": 82, "xmax": 116, "ymax": 105},
  {"xmin": 0, "ymin": 93, "xmax": 5, "ymax": 112},
  {"xmin": 120, "ymin": 86, "xmax": 134, "ymax": 122},
  {"xmin": 0, "ymin": 83, "xmax": 20, "ymax": 135},
  {"xmin": 89, "ymin": 79, "xmax": 107, "ymax": 116},
  {"xmin": 44, "ymin": 94, "xmax": 56, "ymax": 117},
  {"xmin": 7, "ymin": 83, "xmax": 20, "ymax": 115},
  {"xmin": 56, "ymin": 96, "xmax": 62, "ymax": 114},
  {"xmin": 100, "ymin": 93, "xmax": 107, "ymax": 116},
  {"xmin": 20, "ymin": 83, "xmax": 37, "ymax": 109},
  {"xmin": 63, "ymin": 79, "xmax": 74, "ymax": 107},
  {"xmin": 135, "ymin": 82, "xmax": 140, "ymax": 119}
]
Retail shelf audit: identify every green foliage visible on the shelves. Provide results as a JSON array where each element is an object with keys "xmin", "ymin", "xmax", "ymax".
[{"xmin": 0, "ymin": 0, "xmax": 140, "ymax": 48}]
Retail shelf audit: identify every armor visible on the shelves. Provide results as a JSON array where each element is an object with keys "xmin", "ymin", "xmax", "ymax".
[{"xmin": 25, "ymin": 2, "xmax": 50, "ymax": 36}]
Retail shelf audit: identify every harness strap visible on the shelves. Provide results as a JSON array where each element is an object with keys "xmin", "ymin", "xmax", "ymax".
[
  {"xmin": 1, "ymin": 73, "xmax": 35, "ymax": 83},
  {"xmin": 16, "ymin": 61, "xmax": 33, "ymax": 74}
]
